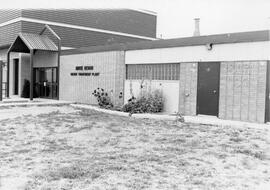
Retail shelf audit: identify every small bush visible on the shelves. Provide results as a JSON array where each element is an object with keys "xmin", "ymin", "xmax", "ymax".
[
  {"xmin": 92, "ymin": 88, "xmax": 113, "ymax": 109},
  {"xmin": 122, "ymin": 90, "xmax": 163, "ymax": 114},
  {"xmin": 174, "ymin": 112, "xmax": 185, "ymax": 122},
  {"xmin": 21, "ymin": 79, "xmax": 39, "ymax": 98},
  {"xmin": 21, "ymin": 79, "xmax": 30, "ymax": 98}
]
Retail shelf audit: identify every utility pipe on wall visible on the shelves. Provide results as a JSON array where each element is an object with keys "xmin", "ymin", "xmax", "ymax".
[{"xmin": 0, "ymin": 60, "xmax": 2, "ymax": 101}]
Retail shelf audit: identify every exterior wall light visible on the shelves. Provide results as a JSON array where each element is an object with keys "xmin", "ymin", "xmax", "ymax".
[{"xmin": 206, "ymin": 43, "xmax": 213, "ymax": 51}]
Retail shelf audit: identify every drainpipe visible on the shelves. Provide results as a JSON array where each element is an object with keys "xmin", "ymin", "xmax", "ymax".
[
  {"xmin": 0, "ymin": 60, "xmax": 2, "ymax": 101},
  {"xmin": 30, "ymin": 50, "xmax": 34, "ymax": 101},
  {"xmin": 6, "ymin": 52, "xmax": 10, "ymax": 98},
  {"xmin": 57, "ymin": 40, "xmax": 61, "ymax": 100}
]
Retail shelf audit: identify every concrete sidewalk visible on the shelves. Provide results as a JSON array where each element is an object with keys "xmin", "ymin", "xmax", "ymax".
[
  {"xmin": 71, "ymin": 103, "xmax": 270, "ymax": 129},
  {"xmin": 0, "ymin": 98, "xmax": 73, "ymax": 107}
]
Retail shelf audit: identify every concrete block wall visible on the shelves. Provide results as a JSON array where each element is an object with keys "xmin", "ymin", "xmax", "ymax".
[
  {"xmin": 113, "ymin": 51, "xmax": 125, "ymax": 106},
  {"xmin": 60, "ymin": 51, "xmax": 125, "ymax": 106},
  {"xmin": 219, "ymin": 61, "xmax": 267, "ymax": 123},
  {"xmin": 178, "ymin": 62, "xmax": 198, "ymax": 116}
]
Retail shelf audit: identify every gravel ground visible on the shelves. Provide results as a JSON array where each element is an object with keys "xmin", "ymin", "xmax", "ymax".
[{"xmin": 0, "ymin": 105, "xmax": 270, "ymax": 190}]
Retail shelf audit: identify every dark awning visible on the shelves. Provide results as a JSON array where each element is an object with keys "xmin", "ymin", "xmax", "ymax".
[{"xmin": 8, "ymin": 33, "xmax": 58, "ymax": 53}]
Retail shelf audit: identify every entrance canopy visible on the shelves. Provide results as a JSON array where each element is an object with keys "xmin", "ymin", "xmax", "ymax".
[
  {"xmin": 5, "ymin": 25, "xmax": 61, "ymax": 101},
  {"xmin": 8, "ymin": 33, "xmax": 58, "ymax": 53}
]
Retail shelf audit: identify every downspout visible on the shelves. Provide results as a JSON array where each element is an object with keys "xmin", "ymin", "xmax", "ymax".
[
  {"xmin": 6, "ymin": 52, "xmax": 10, "ymax": 98},
  {"xmin": 57, "ymin": 40, "xmax": 61, "ymax": 100},
  {"xmin": 30, "ymin": 49, "xmax": 34, "ymax": 101},
  {"xmin": 0, "ymin": 60, "xmax": 2, "ymax": 101}
]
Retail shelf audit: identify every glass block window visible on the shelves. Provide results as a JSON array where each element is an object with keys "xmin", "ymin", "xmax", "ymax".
[{"xmin": 126, "ymin": 63, "xmax": 180, "ymax": 80}]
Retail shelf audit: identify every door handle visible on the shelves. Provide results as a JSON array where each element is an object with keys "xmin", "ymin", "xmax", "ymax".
[{"xmin": 213, "ymin": 90, "xmax": 217, "ymax": 94}]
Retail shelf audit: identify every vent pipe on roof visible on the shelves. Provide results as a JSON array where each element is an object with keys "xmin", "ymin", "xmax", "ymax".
[{"xmin": 193, "ymin": 18, "xmax": 200, "ymax": 36}]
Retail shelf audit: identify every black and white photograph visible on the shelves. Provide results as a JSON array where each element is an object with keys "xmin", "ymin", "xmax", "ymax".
[{"xmin": 0, "ymin": 0, "xmax": 270, "ymax": 189}]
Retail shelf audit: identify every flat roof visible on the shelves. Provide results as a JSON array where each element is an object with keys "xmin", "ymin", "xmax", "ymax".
[{"xmin": 62, "ymin": 30, "xmax": 270, "ymax": 56}]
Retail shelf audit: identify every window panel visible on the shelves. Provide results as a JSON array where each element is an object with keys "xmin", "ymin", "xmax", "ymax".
[
  {"xmin": 134, "ymin": 65, "xmax": 137, "ymax": 79},
  {"xmin": 172, "ymin": 64, "xmax": 176, "ymax": 80},
  {"xmin": 143, "ymin": 65, "xmax": 147, "ymax": 79},
  {"xmin": 126, "ymin": 63, "xmax": 180, "ymax": 80},
  {"xmin": 164, "ymin": 64, "xmax": 167, "ymax": 80}
]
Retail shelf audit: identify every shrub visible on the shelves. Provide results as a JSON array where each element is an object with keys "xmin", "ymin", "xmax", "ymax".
[
  {"xmin": 122, "ymin": 90, "xmax": 163, "ymax": 114},
  {"xmin": 21, "ymin": 79, "xmax": 38, "ymax": 98},
  {"xmin": 147, "ymin": 90, "xmax": 163, "ymax": 113},
  {"xmin": 92, "ymin": 88, "xmax": 113, "ymax": 109},
  {"xmin": 21, "ymin": 79, "xmax": 30, "ymax": 98}
]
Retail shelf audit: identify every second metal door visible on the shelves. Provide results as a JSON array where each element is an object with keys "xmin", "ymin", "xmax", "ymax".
[{"xmin": 197, "ymin": 62, "xmax": 220, "ymax": 116}]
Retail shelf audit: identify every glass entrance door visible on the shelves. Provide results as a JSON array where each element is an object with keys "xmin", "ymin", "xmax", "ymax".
[{"xmin": 34, "ymin": 68, "xmax": 58, "ymax": 99}]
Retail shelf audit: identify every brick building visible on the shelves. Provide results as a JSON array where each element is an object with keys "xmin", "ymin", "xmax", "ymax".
[
  {"xmin": 0, "ymin": 9, "xmax": 156, "ymax": 100},
  {"xmin": 1, "ymin": 9, "xmax": 270, "ymax": 123},
  {"xmin": 60, "ymin": 30, "xmax": 270, "ymax": 123},
  {"xmin": 123, "ymin": 30, "xmax": 270, "ymax": 123}
]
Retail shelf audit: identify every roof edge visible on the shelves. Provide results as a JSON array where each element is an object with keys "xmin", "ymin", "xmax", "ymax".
[
  {"xmin": 0, "ymin": 44, "xmax": 11, "ymax": 50},
  {"xmin": 62, "ymin": 30, "xmax": 270, "ymax": 55},
  {"xmin": 131, "ymin": 9, "xmax": 157, "ymax": 16}
]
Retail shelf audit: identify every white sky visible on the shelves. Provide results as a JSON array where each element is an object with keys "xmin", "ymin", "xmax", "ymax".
[{"xmin": 1, "ymin": 0, "xmax": 270, "ymax": 39}]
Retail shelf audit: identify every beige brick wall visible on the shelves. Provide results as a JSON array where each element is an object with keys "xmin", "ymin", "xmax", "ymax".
[
  {"xmin": 60, "ymin": 51, "xmax": 125, "ymax": 106},
  {"xmin": 179, "ymin": 62, "xmax": 198, "ymax": 116},
  {"xmin": 219, "ymin": 61, "xmax": 267, "ymax": 123},
  {"xmin": 113, "ymin": 51, "xmax": 125, "ymax": 106}
]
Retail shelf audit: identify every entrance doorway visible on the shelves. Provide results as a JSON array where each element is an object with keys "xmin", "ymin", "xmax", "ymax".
[
  {"xmin": 34, "ymin": 67, "xmax": 58, "ymax": 99},
  {"xmin": 13, "ymin": 59, "xmax": 19, "ymax": 95},
  {"xmin": 197, "ymin": 62, "xmax": 220, "ymax": 116}
]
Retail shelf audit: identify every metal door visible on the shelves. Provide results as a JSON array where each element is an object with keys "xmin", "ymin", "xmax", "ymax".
[
  {"xmin": 197, "ymin": 62, "xmax": 220, "ymax": 116},
  {"xmin": 34, "ymin": 68, "xmax": 58, "ymax": 99}
]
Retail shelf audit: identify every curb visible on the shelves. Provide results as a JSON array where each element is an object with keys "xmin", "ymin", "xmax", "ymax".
[
  {"xmin": 0, "ymin": 101, "xmax": 73, "ymax": 108},
  {"xmin": 71, "ymin": 104, "xmax": 177, "ymax": 120},
  {"xmin": 71, "ymin": 104, "xmax": 130, "ymax": 117},
  {"xmin": 184, "ymin": 116, "xmax": 270, "ymax": 129},
  {"xmin": 71, "ymin": 103, "xmax": 270, "ymax": 129},
  {"xmin": 132, "ymin": 113, "xmax": 177, "ymax": 120}
]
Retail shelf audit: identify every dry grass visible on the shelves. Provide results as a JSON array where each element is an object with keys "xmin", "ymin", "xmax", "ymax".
[{"xmin": 0, "ymin": 105, "xmax": 270, "ymax": 190}]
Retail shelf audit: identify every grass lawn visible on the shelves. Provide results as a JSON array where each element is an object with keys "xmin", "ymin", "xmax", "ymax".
[{"xmin": 0, "ymin": 105, "xmax": 270, "ymax": 190}]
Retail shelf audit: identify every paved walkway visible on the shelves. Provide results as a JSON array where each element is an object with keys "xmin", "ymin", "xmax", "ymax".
[{"xmin": 0, "ymin": 97, "xmax": 73, "ymax": 107}]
